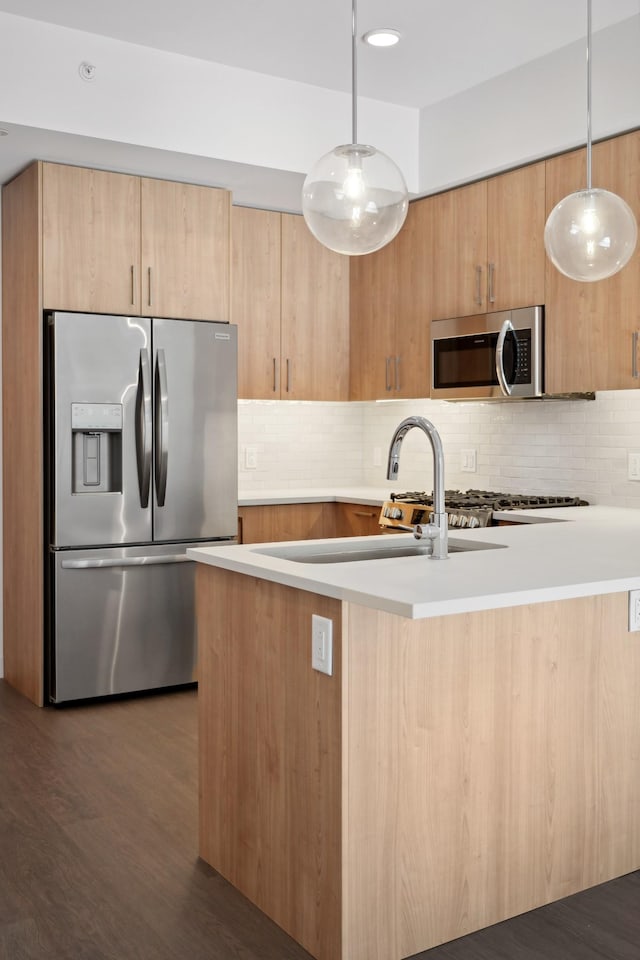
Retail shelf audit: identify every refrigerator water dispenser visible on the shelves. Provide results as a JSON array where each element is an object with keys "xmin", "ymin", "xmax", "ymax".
[{"xmin": 71, "ymin": 402, "xmax": 123, "ymax": 493}]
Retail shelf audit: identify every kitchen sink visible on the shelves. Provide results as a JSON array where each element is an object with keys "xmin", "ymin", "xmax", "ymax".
[{"xmin": 252, "ymin": 537, "xmax": 506, "ymax": 564}]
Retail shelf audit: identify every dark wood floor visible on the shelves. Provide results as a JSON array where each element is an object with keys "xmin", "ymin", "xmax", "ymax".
[{"xmin": 1, "ymin": 680, "xmax": 638, "ymax": 960}]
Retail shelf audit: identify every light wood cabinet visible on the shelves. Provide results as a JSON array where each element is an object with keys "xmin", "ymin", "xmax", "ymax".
[
  {"xmin": 140, "ymin": 176, "xmax": 230, "ymax": 321},
  {"xmin": 42, "ymin": 164, "xmax": 141, "ymax": 315},
  {"xmin": 41, "ymin": 162, "xmax": 230, "ymax": 320},
  {"xmin": 238, "ymin": 503, "xmax": 332, "ymax": 544},
  {"xmin": 231, "ymin": 206, "xmax": 282, "ymax": 398},
  {"xmin": 281, "ymin": 213, "xmax": 350, "ymax": 401},
  {"xmin": 350, "ymin": 197, "xmax": 433, "ymax": 400},
  {"xmin": 237, "ymin": 500, "xmax": 383, "ymax": 544},
  {"xmin": 545, "ymin": 130, "xmax": 640, "ymax": 394},
  {"xmin": 334, "ymin": 502, "xmax": 383, "ymax": 537},
  {"xmin": 431, "ymin": 162, "xmax": 546, "ymax": 321},
  {"xmin": 231, "ymin": 208, "xmax": 350, "ymax": 400}
]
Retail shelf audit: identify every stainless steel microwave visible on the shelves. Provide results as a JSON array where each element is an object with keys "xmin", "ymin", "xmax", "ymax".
[{"xmin": 431, "ymin": 306, "xmax": 543, "ymax": 400}]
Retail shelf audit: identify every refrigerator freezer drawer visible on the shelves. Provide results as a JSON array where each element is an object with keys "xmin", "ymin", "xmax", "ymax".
[{"xmin": 50, "ymin": 542, "xmax": 205, "ymax": 703}]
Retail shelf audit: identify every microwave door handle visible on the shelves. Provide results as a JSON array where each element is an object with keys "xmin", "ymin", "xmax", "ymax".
[
  {"xmin": 496, "ymin": 319, "xmax": 515, "ymax": 397},
  {"xmin": 154, "ymin": 348, "xmax": 169, "ymax": 507},
  {"xmin": 135, "ymin": 348, "xmax": 152, "ymax": 507}
]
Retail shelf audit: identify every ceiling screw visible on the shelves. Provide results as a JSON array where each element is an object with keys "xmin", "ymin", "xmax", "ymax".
[{"xmin": 78, "ymin": 62, "xmax": 96, "ymax": 82}]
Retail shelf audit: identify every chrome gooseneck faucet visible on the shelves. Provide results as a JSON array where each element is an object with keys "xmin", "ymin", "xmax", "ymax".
[{"xmin": 386, "ymin": 416, "xmax": 448, "ymax": 559}]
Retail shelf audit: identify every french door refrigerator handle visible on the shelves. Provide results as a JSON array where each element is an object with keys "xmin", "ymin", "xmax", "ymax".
[
  {"xmin": 61, "ymin": 554, "xmax": 192, "ymax": 569},
  {"xmin": 135, "ymin": 348, "xmax": 152, "ymax": 507},
  {"xmin": 154, "ymin": 348, "xmax": 169, "ymax": 507},
  {"xmin": 495, "ymin": 318, "xmax": 515, "ymax": 397}
]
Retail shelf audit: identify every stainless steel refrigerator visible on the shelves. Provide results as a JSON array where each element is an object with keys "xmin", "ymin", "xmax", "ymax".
[{"xmin": 45, "ymin": 311, "xmax": 237, "ymax": 703}]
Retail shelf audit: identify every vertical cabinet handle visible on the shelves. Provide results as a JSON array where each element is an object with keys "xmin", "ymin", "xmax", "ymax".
[
  {"xmin": 147, "ymin": 267, "xmax": 153, "ymax": 307},
  {"xmin": 385, "ymin": 357, "xmax": 392, "ymax": 391},
  {"xmin": 130, "ymin": 265, "xmax": 136, "ymax": 306},
  {"xmin": 475, "ymin": 265, "xmax": 483, "ymax": 306},
  {"xmin": 395, "ymin": 356, "xmax": 401, "ymax": 392},
  {"xmin": 273, "ymin": 358, "xmax": 277, "ymax": 393},
  {"xmin": 488, "ymin": 262, "xmax": 496, "ymax": 304},
  {"xmin": 286, "ymin": 358, "xmax": 291, "ymax": 393},
  {"xmin": 633, "ymin": 331, "xmax": 640, "ymax": 379}
]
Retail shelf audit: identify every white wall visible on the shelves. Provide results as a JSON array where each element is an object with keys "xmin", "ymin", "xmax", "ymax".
[
  {"xmin": 418, "ymin": 15, "xmax": 640, "ymax": 195},
  {"xmin": 0, "ymin": 12, "xmax": 419, "ymax": 191}
]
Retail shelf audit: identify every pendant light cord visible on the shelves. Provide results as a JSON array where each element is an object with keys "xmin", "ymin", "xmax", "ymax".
[
  {"xmin": 586, "ymin": 0, "xmax": 592, "ymax": 190},
  {"xmin": 351, "ymin": 0, "xmax": 358, "ymax": 145}
]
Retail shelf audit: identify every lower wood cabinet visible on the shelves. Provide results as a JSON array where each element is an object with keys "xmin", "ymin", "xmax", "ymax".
[
  {"xmin": 237, "ymin": 501, "xmax": 383, "ymax": 544},
  {"xmin": 334, "ymin": 502, "xmax": 383, "ymax": 537}
]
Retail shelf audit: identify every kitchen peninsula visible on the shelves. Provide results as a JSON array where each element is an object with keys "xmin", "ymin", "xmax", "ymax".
[{"xmin": 190, "ymin": 507, "xmax": 640, "ymax": 960}]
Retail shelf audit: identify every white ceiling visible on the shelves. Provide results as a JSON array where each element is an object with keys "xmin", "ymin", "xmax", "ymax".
[{"xmin": 0, "ymin": 0, "xmax": 637, "ymax": 109}]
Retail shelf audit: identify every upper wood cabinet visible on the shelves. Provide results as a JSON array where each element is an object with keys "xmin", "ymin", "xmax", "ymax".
[
  {"xmin": 41, "ymin": 163, "xmax": 230, "ymax": 321},
  {"xmin": 231, "ymin": 208, "xmax": 350, "ymax": 401},
  {"xmin": 545, "ymin": 130, "xmax": 640, "ymax": 394},
  {"xmin": 140, "ymin": 177, "xmax": 230, "ymax": 321},
  {"xmin": 349, "ymin": 197, "xmax": 433, "ymax": 401},
  {"xmin": 231, "ymin": 206, "xmax": 282, "ymax": 399},
  {"xmin": 281, "ymin": 213, "xmax": 349, "ymax": 401},
  {"xmin": 42, "ymin": 164, "xmax": 141, "ymax": 316},
  {"xmin": 431, "ymin": 162, "xmax": 546, "ymax": 320}
]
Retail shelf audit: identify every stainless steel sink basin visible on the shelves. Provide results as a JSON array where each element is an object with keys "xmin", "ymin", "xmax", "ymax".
[{"xmin": 252, "ymin": 537, "xmax": 506, "ymax": 564}]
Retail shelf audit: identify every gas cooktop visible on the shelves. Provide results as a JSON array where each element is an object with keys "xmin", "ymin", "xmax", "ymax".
[
  {"xmin": 381, "ymin": 490, "xmax": 588, "ymax": 530},
  {"xmin": 390, "ymin": 490, "xmax": 589, "ymax": 510}
]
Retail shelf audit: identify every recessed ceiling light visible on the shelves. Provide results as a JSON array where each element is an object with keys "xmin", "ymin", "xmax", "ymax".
[{"xmin": 363, "ymin": 28, "xmax": 401, "ymax": 47}]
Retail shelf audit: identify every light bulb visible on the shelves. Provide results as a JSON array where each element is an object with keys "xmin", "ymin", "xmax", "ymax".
[
  {"xmin": 544, "ymin": 188, "xmax": 637, "ymax": 282},
  {"xmin": 343, "ymin": 160, "xmax": 366, "ymax": 201},
  {"xmin": 302, "ymin": 144, "xmax": 409, "ymax": 256}
]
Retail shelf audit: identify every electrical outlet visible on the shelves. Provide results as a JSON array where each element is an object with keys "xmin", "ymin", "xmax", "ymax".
[
  {"xmin": 311, "ymin": 614, "xmax": 333, "ymax": 675},
  {"xmin": 244, "ymin": 445, "xmax": 258, "ymax": 470},
  {"xmin": 460, "ymin": 448, "xmax": 477, "ymax": 473},
  {"xmin": 629, "ymin": 590, "xmax": 640, "ymax": 631},
  {"xmin": 628, "ymin": 453, "xmax": 640, "ymax": 481}
]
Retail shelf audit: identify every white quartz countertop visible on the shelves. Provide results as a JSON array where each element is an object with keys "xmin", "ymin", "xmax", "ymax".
[
  {"xmin": 189, "ymin": 505, "xmax": 640, "ymax": 620},
  {"xmin": 238, "ymin": 486, "xmax": 390, "ymax": 506}
]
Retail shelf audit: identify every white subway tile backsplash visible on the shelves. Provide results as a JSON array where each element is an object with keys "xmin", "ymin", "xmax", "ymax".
[{"xmin": 237, "ymin": 391, "xmax": 640, "ymax": 507}]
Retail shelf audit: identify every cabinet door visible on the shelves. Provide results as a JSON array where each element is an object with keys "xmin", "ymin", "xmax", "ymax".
[
  {"xmin": 349, "ymin": 235, "xmax": 401, "ymax": 400},
  {"xmin": 487, "ymin": 162, "xmax": 546, "ymax": 312},
  {"xmin": 432, "ymin": 180, "xmax": 487, "ymax": 320},
  {"xmin": 335, "ymin": 502, "xmax": 382, "ymax": 537},
  {"xmin": 545, "ymin": 131, "xmax": 640, "ymax": 393},
  {"xmin": 42, "ymin": 164, "xmax": 141, "ymax": 314},
  {"xmin": 231, "ymin": 206, "xmax": 282, "ymax": 398},
  {"xmin": 393, "ymin": 197, "xmax": 432, "ymax": 399},
  {"xmin": 141, "ymin": 178, "xmax": 230, "ymax": 321},
  {"xmin": 350, "ymin": 198, "xmax": 432, "ymax": 401},
  {"xmin": 238, "ymin": 503, "xmax": 330, "ymax": 544},
  {"xmin": 281, "ymin": 214, "xmax": 350, "ymax": 401}
]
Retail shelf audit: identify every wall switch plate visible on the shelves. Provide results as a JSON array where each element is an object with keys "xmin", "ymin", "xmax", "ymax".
[
  {"xmin": 311, "ymin": 614, "xmax": 333, "ymax": 675},
  {"xmin": 461, "ymin": 448, "xmax": 477, "ymax": 473},
  {"xmin": 629, "ymin": 591, "xmax": 640, "ymax": 631},
  {"xmin": 244, "ymin": 445, "xmax": 258, "ymax": 470},
  {"xmin": 628, "ymin": 453, "xmax": 640, "ymax": 481}
]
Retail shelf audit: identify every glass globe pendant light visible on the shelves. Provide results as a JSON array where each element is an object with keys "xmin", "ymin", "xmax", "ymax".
[
  {"xmin": 302, "ymin": 0, "xmax": 409, "ymax": 256},
  {"xmin": 544, "ymin": 0, "xmax": 637, "ymax": 282}
]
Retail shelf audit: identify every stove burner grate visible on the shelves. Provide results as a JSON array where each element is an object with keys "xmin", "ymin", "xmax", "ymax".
[{"xmin": 390, "ymin": 489, "xmax": 588, "ymax": 510}]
